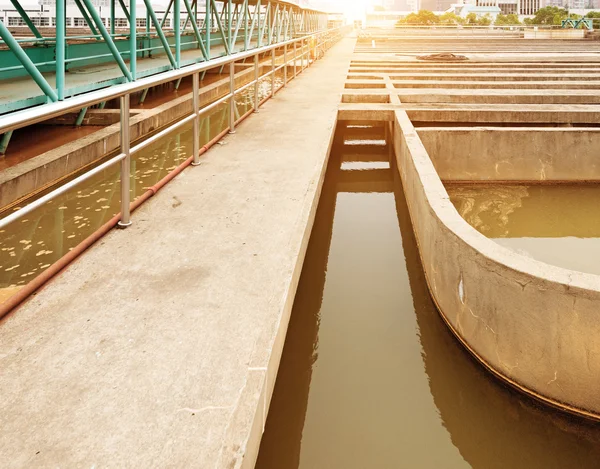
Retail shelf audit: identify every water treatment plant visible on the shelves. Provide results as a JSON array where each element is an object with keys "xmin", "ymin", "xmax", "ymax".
[{"xmin": 1, "ymin": 1, "xmax": 600, "ymax": 467}]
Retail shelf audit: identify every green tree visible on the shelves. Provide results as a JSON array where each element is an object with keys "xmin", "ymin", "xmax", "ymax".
[
  {"xmin": 530, "ymin": 6, "xmax": 568, "ymax": 25},
  {"xmin": 397, "ymin": 10, "xmax": 440, "ymax": 25},
  {"xmin": 586, "ymin": 11, "xmax": 600, "ymax": 29},
  {"xmin": 439, "ymin": 12, "xmax": 465, "ymax": 25},
  {"xmin": 465, "ymin": 12, "xmax": 478, "ymax": 24},
  {"xmin": 495, "ymin": 13, "xmax": 521, "ymax": 25},
  {"xmin": 478, "ymin": 14, "xmax": 492, "ymax": 26}
]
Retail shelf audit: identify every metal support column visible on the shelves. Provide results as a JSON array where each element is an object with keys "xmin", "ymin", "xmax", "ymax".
[
  {"xmin": 229, "ymin": 61, "xmax": 236, "ymax": 133},
  {"xmin": 118, "ymin": 94, "xmax": 132, "ymax": 227},
  {"xmin": 56, "ymin": 0, "xmax": 66, "ymax": 100},
  {"xmin": 130, "ymin": 0, "xmax": 136, "ymax": 79},
  {"xmin": 254, "ymin": 53, "xmax": 259, "ymax": 113},
  {"xmin": 283, "ymin": 44, "xmax": 287, "ymax": 86},
  {"xmin": 110, "ymin": 0, "xmax": 115, "ymax": 34},
  {"xmin": 271, "ymin": 47, "xmax": 275, "ymax": 97},
  {"xmin": 293, "ymin": 40, "xmax": 297, "ymax": 79},
  {"xmin": 192, "ymin": 73, "xmax": 200, "ymax": 165},
  {"xmin": 205, "ymin": 0, "xmax": 211, "ymax": 59},
  {"xmin": 174, "ymin": 0, "xmax": 181, "ymax": 68},
  {"xmin": 0, "ymin": 131, "xmax": 13, "ymax": 155}
]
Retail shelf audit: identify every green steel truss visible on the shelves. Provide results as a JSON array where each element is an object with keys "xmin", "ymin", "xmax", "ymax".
[{"xmin": 0, "ymin": 0, "xmax": 329, "ymax": 115}]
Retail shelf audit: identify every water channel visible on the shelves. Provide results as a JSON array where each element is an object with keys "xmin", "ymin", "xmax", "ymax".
[
  {"xmin": 447, "ymin": 184, "xmax": 600, "ymax": 275},
  {"xmin": 255, "ymin": 125, "xmax": 600, "ymax": 469}
]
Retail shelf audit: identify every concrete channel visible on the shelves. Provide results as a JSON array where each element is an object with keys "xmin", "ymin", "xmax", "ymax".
[
  {"xmin": 2, "ymin": 27, "xmax": 600, "ymax": 468},
  {"xmin": 339, "ymin": 34, "xmax": 600, "ymax": 421}
]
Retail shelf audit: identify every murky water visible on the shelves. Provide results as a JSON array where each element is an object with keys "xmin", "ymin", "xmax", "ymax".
[
  {"xmin": 256, "ymin": 127, "xmax": 600, "ymax": 469},
  {"xmin": 447, "ymin": 184, "xmax": 600, "ymax": 275},
  {"xmin": 0, "ymin": 77, "xmax": 283, "ymax": 302}
]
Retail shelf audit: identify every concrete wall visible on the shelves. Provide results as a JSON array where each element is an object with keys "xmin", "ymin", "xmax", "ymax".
[
  {"xmin": 417, "ymin": 127, "xmax": 600, "ymax": 182},
  {"xmin": 394, "ymin": 109, "xmax": 600, "ymax": 420}
]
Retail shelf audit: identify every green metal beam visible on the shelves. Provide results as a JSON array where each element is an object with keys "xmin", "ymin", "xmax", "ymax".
[
  {"xmin": 182, "ymin": 0, "xmax": 208, "ymax": 59},
  {"xmin": 56, "ymin": 0, "xmax": 66, "ymax": 100},
  {"xmin": 73, "ymin": 0, "xmax": 99, "ymax": 38},
  {"xmin": 75, "ymin": 107, "xmax": 88, "ymax": 126},
  {"xmin": 161, "ymin": 0, "xmax": 174, "ymax": 29},
  {"xmin": 82, "ymin": 0, "xmax": 133, "ymax": 81},
  {"xmin": 118, "ymin": 0, "xmax": 131, "ymax": 23},
  {"xmin": 174, "ymin": 0, "xmax": 181, "ymax": 67},
  {"xmin": 143, "ymin": 0, "xmax": 177, "ymax": 69},
  {"xmin": 0, "ymin": 20, "xmax": 58, "ymax": 102},
  {"xmin": 0, "ymin": 131, "xmax": 13, "ymax": 155},
  {"xmin": 9, "ymin": 1, "xmax": 43, "ymax": 39},
  {"xmin": 211, "ymin": 0, "xmax": 231, "ymax": 55},
  {"xmin": 130, "ymin": 0, "xmax": 136, "ymax": 79}
]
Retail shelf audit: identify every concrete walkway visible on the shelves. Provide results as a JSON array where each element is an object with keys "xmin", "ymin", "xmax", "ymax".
[{"xmin": 0, "ymin": 36, "xmax": 355, "ymax": 469}]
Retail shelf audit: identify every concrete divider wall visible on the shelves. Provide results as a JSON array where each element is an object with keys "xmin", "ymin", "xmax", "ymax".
[
  {"xmin": 417, "ymin": 127, "xmax": 600, "ymax": 182},
  {"xmin": 393, "ymin": 109, "xmax": 600, "ymax": 419}
]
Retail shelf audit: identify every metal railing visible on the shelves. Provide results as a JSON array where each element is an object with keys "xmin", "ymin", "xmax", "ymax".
[{"xmin": 0, "ymin": 25, "xmax": 349, "ymax": 231}]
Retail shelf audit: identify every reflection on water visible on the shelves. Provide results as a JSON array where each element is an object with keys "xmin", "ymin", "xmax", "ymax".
[
  {"xmin": 0, "ymin": 77, "xmax": 285, "ymax": 299},
  {"xmin": 256, "ymin": 127, "xmax": 600, "ymax": 469},
  {"xmin": 448, "ymin": 184, "xmax": 600, "ymax": 275}
]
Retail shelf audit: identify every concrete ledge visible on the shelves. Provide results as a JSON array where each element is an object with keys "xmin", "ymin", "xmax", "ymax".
[
  {"xmin": 417, "ymin": 127, "xmax": 600, "ymax": 182},
  {"xmin": 394, "ymin": 109, "xmax": 600, "ymax": 420},
  {"xmin": 0, "ymin": 37, "xmax": 355, "ymax": 468}
]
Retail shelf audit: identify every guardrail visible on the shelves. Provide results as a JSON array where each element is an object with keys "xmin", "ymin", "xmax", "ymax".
[{"xmin": 0, "ymin": 25, "xmax": 350, "ymax": 231}]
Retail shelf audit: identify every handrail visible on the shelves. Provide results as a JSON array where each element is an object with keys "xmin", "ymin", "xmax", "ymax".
[
  {"xmin": 0, "ymin": 25, "xmax": 350, "ymax": 232},
  {"xmin": 0, "ymin": 26, "xmax": 343, "ymax": 135}
]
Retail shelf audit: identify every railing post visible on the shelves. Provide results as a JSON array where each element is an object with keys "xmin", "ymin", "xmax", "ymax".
[
  {"xmin": 254, "ymin": 53, "xmax": 259, "ymax": 113},
  {"xmin": 118, "ymin": 94, "xmax": 132, "ymax": 227},
  {"xmin": 271, "ymin": 47, "xmax": 275, "ymax": 97},
  {"xmin": 192, "ymin": 73, "xmax": 200, "ymax": 165},
  {"xmin": 229, "ymin": 61, "xmax": 236, "ymax": 133},
  {"xmin": 283, "ymin": 43, "xmax": 287, "ymax": 87},
  {"xmin": 293, "ymin": 40, "xmax": 297, "ymax": 79}
]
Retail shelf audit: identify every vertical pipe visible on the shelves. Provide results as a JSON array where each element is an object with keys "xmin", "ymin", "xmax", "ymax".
[
  {"xmin": 229, "ymin": 61, "xmax": 236, "ymax": 133},
  {"xmin": 270, "ymin": 47, "xmax": 275, "ymax": 97},
  {"xmin": 56, "ymin": 0, "xmax": 65, "ymax": 100},
  {"xmin": 257, "ymin": 0, "xmax": 261, "ymax": 47},
  {"xmin": 110, "ymin": 0, "xmax": 115, "ymax": 35},
  {"xmin": 228, "ymin": 0, "xmax": 232, "ymax": 51},
  {"xmin": 205, "ymin": 0, "xmax": 211, "ymax": 59},
  {"xmin": 293, "ymin": 40, "xmax": 297, "ymax": 78},
  {"xmin": 119, "ymin": 94, "xmax": 132, "ymax": 227},
  {"xmin": 253, "ymin": 53, "xmax": 259, "ymax": 113},
  {"xmin": 283, "ymin": 43, "xmax": 287, "ymax": 86},
  {"xmin": 244, "ymin": 0, "xmax": 249, "ymax": 50},
  {"xmin": 192, "ymin": 72, "xmax": 200, "ymax": 165},
  {"xmin": 130, "ymin": 0, "xmax": 136, "ymax": 79},
  {"xmin": 174, "ymin": 0, "xmax": 181, "ymax": 67}
]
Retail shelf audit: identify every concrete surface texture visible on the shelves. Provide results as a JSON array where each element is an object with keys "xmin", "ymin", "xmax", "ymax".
[
  {"xmin": 344, "ymin": 34, "xmax": 600, "ymax": 419},
  {"xmin": 0, "ymin": 36, "xmax": 355, "ymax": 468}
]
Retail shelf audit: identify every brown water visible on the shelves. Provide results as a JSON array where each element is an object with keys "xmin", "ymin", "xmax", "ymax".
[
  {"xmin": 447, "ymin": 184, "xmax": 600, "ymax": 275},
  {"xmin": 0, "ymin": 77, "xmax": 283, "ymax": 298},
  {"xmin": 256, "ymin": 128, "xmax": 600, "ymax": 469}
]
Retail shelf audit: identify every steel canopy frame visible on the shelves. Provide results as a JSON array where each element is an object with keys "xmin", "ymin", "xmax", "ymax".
[{"xmin": 0, "ymin": 0, "xmax": 329, "ymax": 114}]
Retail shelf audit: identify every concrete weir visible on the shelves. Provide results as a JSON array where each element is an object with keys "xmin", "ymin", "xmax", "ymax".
[
  {"xmin": 342, "ymin": 34, "xmax": 600, "ymax": 420},
  {"xmin": 0, "ymin": 37, "xmax": 355, "ymax": 468}
]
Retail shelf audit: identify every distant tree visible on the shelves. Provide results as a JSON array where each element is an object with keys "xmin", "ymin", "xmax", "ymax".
[
  {"xmin": 478, "ymin": 14, "xmax": 492, "ymax": 26},
  {"xmin": 465, "ymin": 12, "xmax": 478, "ymax": 24},
  {"xmin": 586, "ymin": 11, "xmax": 600, "ymax": 29},
  {"xmin": 495, "ymin": 13, "xmax": 521, "ymax": 25},
  {"xmin": 439, "ymin": 12, "xmax": 465, "ymax": 25},
  {"xmin": 397, "ymin": 10, "xmax": 440, "ymax": 25},
  {"xmin": 530, "ymin": 6, "xmax": 568, "ymax": 25}
]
